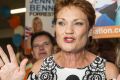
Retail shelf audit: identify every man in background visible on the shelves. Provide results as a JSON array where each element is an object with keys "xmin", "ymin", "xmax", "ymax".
[{"xmin": 24, "ymin": 31, "xmax": 57, "ymax": 80}]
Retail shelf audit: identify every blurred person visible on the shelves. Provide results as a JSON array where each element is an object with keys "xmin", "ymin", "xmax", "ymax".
[
  {"xmin": 24, "ymin": 31, "xmax": 57, "ymax": 80},
  {"xmin": 115, "ymin": 43, "xmax": 120, "ymax": 72},
  {"xmin": 0, "ymin": 0, "xmax": 119, "ymax": 80},
  {"xmin": 30, "ymin": 31, "xmax": 56, "ymax": 63}
]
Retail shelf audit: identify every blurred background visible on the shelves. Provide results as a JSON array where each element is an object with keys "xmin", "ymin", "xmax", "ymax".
[
  {"xmin": 0, "ymin": 0, "xmax": 120, "ymax": 65},
  {"xmin": 0, "ymin": 0, "xmax": 25, "ymax": 53}
]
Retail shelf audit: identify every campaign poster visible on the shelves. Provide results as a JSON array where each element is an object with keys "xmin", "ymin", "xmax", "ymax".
[
  {"xmin": 25, "ymin": 0, "xmax": 55, "ymax": 35},
  {"xmin": 87, "ymin": 0, "xmax": 120, "ymax": 39},
  {"xmin": 25, "ymin": 0, "xmax": 55, "ymax": 54}
]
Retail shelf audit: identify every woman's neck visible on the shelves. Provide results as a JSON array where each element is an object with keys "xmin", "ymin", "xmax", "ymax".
[{"xmin": 57, "ymin": 50, "xmax": 88, "ymax": 68}]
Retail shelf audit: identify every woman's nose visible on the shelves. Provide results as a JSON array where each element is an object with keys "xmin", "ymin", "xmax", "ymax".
[{"xmin": 65, "ymin": 24, "xmax": 74, "ymax": 34}]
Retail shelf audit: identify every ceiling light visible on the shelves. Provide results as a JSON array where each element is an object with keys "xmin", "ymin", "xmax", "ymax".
[{"xmin": 11, "ymin": 8, "xmax": 26, "ymax": 14}]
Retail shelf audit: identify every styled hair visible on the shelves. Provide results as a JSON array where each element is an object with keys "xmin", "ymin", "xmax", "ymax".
[
  {"xmin": 53, "ymin": 0, "xmax": 96, "ymax": 29},
  {"xmin": 31, "ymin": 31, "xmax": 56, "ymax": 48},
  {"xmin": 32, "ymin": 17, "xmax": 43, "ymax": 32},
  {"xmin": 33, "ymin": 17, "xmax": 42, "ymax": 26}
]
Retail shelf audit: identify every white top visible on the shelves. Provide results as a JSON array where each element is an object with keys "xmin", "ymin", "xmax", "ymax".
[{"xmin": 28, "ymin": 56, "xmax": 106, "ymax": 80}]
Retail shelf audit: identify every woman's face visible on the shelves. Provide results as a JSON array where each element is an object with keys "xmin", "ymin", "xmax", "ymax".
[
  {"xmin": 55, "ymin": 6, "xmax": 89, "ymax": 53},
  {"xmin": 33, "ymin": 18, "xmax": 42, "ymax": 32}
]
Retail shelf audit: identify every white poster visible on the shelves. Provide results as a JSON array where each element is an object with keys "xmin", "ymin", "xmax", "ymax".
[{"xmin": 25, "ymin": 0, "xmax": 55, "ymax": 36}]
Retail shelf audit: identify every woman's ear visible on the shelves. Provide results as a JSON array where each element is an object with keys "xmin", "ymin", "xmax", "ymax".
[{"xmin": 88, "ymin": 28, "xmax": 93, "ymax": 37}]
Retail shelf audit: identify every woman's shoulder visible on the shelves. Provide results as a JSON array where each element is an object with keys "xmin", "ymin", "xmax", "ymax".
[
  {"xmin": 105, "ymin": 61, "xmax": 119, "ymax": 79},
  {"xmin": 89, "ymin": 52, "xmax": 119, "ymax": 79},
  {"xmin": 27, "ymin": 59, "xmax": 44, "ymax": 80},
  {"xmin": 87, "ymin": 52, "xmax": 106, "ymax": 63},
  {"xmin": 31, "ymin": 56, "xmax": 54, "ymax": 74},
  {"xmin": 31, "ymin": 59, "xmax": 44, "ymax": 74},
  {"xmin": 105, "ymin": 62, "xmax": 118, "ymax": 71}
]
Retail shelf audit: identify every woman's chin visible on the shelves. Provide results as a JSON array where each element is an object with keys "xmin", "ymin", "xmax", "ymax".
[{"xmin": 62, "ymin": 48, "xmax": 76, "ymax": 53}]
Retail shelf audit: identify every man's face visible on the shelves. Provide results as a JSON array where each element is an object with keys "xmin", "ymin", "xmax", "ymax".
[{"xmin": 32, "ymin": 35, "xmax": 53, "ymax": 60}]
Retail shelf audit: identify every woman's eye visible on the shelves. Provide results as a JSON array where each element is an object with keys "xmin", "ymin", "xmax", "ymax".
[
  {"xmin": 74, "ymin": 22, "xmax": 83, "ymax": 26},
  {"xmin": 57, "ymin": 21, "xmax": 65, "ymax": 26}
]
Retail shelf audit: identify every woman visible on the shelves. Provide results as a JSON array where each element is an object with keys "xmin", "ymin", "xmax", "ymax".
[
  {"xmin": 0, "ymin": 0, "xmax": 119, "ymax": 80},
  {"xmin": 32, "ymin": 17, "xmax": 43, "ymax": 33}
]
